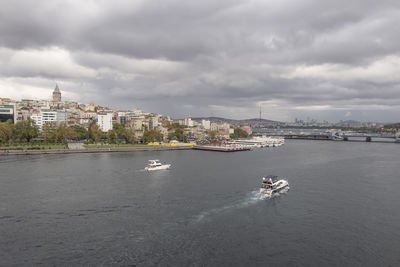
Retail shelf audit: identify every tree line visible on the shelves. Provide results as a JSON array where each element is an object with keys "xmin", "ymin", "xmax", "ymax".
[
  {"xmin": 0, "ymin": 119, "xmax": 249, "ymax": 145},
  {"xmin": 0, "ymin": 119, "xmax": 137, "ymax": 145}
]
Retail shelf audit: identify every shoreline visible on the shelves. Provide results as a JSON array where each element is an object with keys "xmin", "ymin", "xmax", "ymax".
[{"xmin": 0, "ymin": 146, "xmax": 193, "ymax": 155}]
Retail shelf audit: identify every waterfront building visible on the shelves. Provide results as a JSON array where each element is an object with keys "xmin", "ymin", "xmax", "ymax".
[
  {"xmin": 32, "ymin": 111, "xmax": 56, "ymax": 130},
  {"xmin": 19, "ymin": 99, "xmax": 34, "ymax": 109},
  {"xmin": 82, "ymin": 111, "xmax": 97, "ymax": 119},
  {"xmin": 184, "ymin": 117, "xmax": 194, "ymax": 127},
  {"xmin": 160, "ymin": 120, "xmax": 171, "ymax": 127},
  {"xmin": 210, "ymin": 122, "xmax": 218, "ymax": 131},
  {"xmin": 0, "ymin": 98, "xmax": 15, "ymax": 105},
  {"xmin": 17, "ymin": 110, "xmax": 30, "ymax": 122},
  {"xmin": 31, "ymin": 110, "xmax": 68, "ymax": 130},
  {"xmin": 30, "ymin": 113, "xmax": 42, "ymax": 128},
  {"xmin": 219, "ymin": 122, "xmax": 231, "ymax": 133},
  {"xmin": 52, "ymin": 84, "xmax": 62, "ymax": 102},
  {"xmin": 156, "ymin": 126, "xmax": 169, "ymax": 141},
  {"xmin": 150, "ymin": 116, "xmax": 159, "ymax": 129},
  {"xmin": 56, "ymin": 112, "xmax": 68, "ymax": 125},
  {"xmin": 241, "ymin": 125, "xmax": 252, "ymax": 135},
  {"xmin": 0, "ymin": 104, "xmax": 17, "ymax": 123},
  {"xmin": 202, "ymin": 119, "xmax": 211, "ymax": 130},
  {"xmin": 97, "ymin": 112, "xmax": 113, "ymax": 132},
  {"xmin": 117, "ymin": 112, "xmax": 127, "ymax": 125},
  {"xmin": 78, "ymin": 118, "xmax": 90, "ymax": 125},
  {"xmin": 84, "ymin": 102, "xmax": 96, "ymax": 112},
  {"xmin": 142, "ymin": 119, "xmax": 150, "ymax": 131},
  {"xmin": 127, "ymin": 118, "xmax": 143, "ymax": 131}
]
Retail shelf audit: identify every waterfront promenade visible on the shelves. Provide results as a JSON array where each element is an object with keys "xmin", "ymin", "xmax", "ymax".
[{"xmin": 0, "ymin": 146, "xmax": 192, "ymax": 155}]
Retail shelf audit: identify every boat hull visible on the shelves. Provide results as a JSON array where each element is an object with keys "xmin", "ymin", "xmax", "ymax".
[
  {"xmin": 145, "ymin": 164, "xmax": 171, "ymax": 171},
  {"xmin": 260, "ymin": 179, "xmax": 289, "ymax": 196}
]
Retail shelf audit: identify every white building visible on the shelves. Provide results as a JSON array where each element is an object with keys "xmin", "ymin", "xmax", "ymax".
[
  {"xmin": 150, "ymin": 116, "xmax": 159, "ymax": 129},
  {"xmin": 56, "ymin": 112, "xmax": 68, "ymax": 125},
  {"xmin": 30, "ymin": 113, "xmax": 43, "ymax": 129},
  {"xmin": 184, "ymin": 117, "xmax": 194, "ymax": 127},
  {"xmin": 219, "ymin": 122, "xmax": 231, "ymax": 133},
  {"xmin": 97, "ymin": 112, "xmax": 113, "ymax": 132},
  {"xmin": 201, "ymin": 119, "xmax": 211, "ymax": 130},
  {"xmin": 210, "ymin": 122, "xmax": 218, "ymax": 131},
  {"xmin": 31, "ymin": 111, "xmax": 67, "ymax": 130}
]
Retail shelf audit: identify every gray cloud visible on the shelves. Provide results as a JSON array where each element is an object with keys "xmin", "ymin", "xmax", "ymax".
[{"xmin": 1, "ymin": 0, "xmax": 400, "ymax": 122}]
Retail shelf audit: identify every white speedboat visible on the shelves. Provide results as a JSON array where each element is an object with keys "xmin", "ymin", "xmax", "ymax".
[
  {"xmin": 144, "ymin": 160, "xmax": 171, "ymax": 171},
  {"xmin": 260, "ymin": 175, "xmax": 289, "ymax": 196}
]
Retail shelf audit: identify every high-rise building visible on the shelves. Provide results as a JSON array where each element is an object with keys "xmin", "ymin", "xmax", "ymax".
[
  {"xmin": 53, "ymin": 84, "xmax": 62, "ymax": 102},
  {"xmin": 0, "ymin": 104, "xmax": 17, "ymax": 123},
  {"xmin": 97, "ymin": 112, "xmax": 113, "ymax": 132}
]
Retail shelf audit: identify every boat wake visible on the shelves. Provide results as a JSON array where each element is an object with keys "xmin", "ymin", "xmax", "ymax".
[{"xmin": 192, "ymin": 188, "xmax": 289, "ymax": 224}]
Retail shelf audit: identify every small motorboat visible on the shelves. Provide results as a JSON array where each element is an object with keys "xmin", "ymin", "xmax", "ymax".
[
  {"xmin": 144, "ymin": 160, "xmax": 171, "ymax": 171},
  {"xmin": 260, "ymin": 175, "xmax": 289, "ymax": 196}
]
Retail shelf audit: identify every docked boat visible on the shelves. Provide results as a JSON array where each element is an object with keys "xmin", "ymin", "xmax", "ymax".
[
  {"xmin": 144, "ymin": 160, "xmax": 171, "ymax": 171},
  {"xmin": 231, "ymin": 136, "xmax": 285, "ymax": 148},
  {"xmin": 260, "ymin": 175, "xmax": 289, "ymax": 196}
]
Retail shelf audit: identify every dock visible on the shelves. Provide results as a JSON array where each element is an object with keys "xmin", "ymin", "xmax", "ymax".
[{"xmin": 193, "ymin": 145, "xmax": 251, "ymax": 152}]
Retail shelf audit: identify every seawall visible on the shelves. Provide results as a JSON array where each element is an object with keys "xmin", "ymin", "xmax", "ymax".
[{"xmin": 0, "ymin": 146, "xmax": 193, "ymax": 155}]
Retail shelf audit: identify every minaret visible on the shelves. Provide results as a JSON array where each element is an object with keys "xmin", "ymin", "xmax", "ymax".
[{"xmin": 53, "ymin": 84, "xmax": 61, "ymax": 102}]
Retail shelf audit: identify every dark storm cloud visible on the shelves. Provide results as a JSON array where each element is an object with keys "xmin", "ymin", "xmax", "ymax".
[{"xmin": 1, "ymin": 0, "xmax": 400, "ymax": 121}]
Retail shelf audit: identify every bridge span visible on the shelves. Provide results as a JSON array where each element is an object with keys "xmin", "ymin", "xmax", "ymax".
[{"xmin": 253, "ymin": 128, "xmax": 400, "ymax": 143}]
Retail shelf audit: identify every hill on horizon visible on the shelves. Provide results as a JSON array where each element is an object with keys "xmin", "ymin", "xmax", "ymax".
[{"xmin": 191, "ymin": 116, "xmax": 279, "ymax": 124}]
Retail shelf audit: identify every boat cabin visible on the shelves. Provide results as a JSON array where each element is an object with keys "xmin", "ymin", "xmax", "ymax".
[
  {"xmin": 148, "ymin": 160, "xmax": 162, "ymax": 167},
  {"xmin": 262, "ymin": 175, "xmax": 278, "ymax": 188}
]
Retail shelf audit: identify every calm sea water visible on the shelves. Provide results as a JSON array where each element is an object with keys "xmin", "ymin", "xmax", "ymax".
[{"xmin": 1, "ymin": 140, "xmax": 400, "ymax": 266}]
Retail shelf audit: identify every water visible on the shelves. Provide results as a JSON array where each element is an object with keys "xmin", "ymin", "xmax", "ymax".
[{"xmin": 1, "ymin": 140, "xmax": 400, "ymax": 266}]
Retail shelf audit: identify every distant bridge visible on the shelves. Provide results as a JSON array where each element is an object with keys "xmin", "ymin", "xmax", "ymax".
[{"xmin": 253, "ymin": 128, "xmax": 400, "ymax": 143}]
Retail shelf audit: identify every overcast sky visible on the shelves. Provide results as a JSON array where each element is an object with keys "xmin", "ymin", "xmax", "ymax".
[{"xmin": 1, "ymin": 0, "xmax": 400, "ymax": 122}]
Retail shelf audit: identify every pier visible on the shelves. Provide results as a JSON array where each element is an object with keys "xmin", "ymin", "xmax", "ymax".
[{"xmin": 193, "ymin": 144, "xmax": 251, "ymax": 152}]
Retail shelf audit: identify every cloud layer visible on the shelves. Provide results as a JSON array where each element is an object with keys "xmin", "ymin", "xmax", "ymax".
[{"xmin": 1, "ymin": 0, "xmax": 400, "ymax": 122}]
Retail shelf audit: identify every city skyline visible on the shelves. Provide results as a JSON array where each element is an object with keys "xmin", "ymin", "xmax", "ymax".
[
  {"xmin": 0, "ymin": 84, "xmax": 391, "ymax": 124},
  {"xmin": 1, "ymin": 1, "xmax": 400, "ymax": 122}
]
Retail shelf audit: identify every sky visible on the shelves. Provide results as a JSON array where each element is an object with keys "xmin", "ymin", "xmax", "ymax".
[{"xmin": 1, "ymin": 0, "xmax": 400, "ymax": 122}]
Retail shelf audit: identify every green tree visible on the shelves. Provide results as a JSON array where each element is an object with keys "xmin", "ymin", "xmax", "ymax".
[
  {"xmin": 12, "ymin": 118, "xmax": 39, "ymax": 143},
  {"xmin": 168, "ymin": 132, "xmax": 176, "ymax": 141},
  {"xmin": 56, "ymin": 123, "xmax": 77, "ymax": 143},
  {"xmin": 142, "ymin": 130, "xmax": 163, "ymax": 143},
  {"xmin": 88, "ymin": 121, "xmax": 102, "ymax": 143},
  {"xmin": 231, "ymin": 127, "xmax": 248, "ymax": 139},
  {"xmin": 113, "ymin": 123, "xmax": 128, "ymax": 143},
  {"xmin": 69, "ymin": 125, "xmax": 88, "ymax": 140},
  {"xmin": 0, "ymin": 120, "xmax": 13, "ymax": 143},
  {"xmin": 167, "ymin": 123, "xmax": 186, "ymax": 130},
  {"xmin": 174, "ymin": 128, "xmax": 184, "ymax": 142},
  {"xmin": 208, "ymin": 130, "xmax": 217, "ymax": 141},
  {"xmin": 126, "ymin": 128, "xmax": 136, "ymax": 144},
  {"xmin": 107, "ymin": 129, "xmax": 117, "ymax": 144},
  {"xmin": 42, "ymin": 122, "xmax": 58, "ymax": 143}
]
